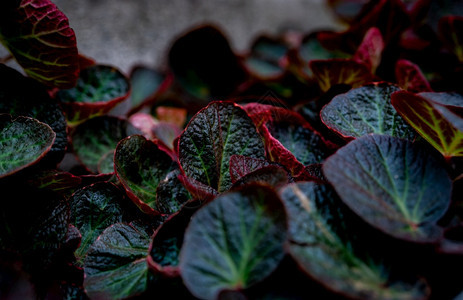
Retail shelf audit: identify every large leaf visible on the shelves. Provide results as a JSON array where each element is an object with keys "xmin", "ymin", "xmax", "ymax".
[
  {"xmin": 69, "ymin": 182, "xmax": 125, "ymax": 262},
  {"xmin": 168, "ymin": 25, "xmax": 247, "ymax": 100},
  {"xmin": 83, "ymin": 223, "xmax": 151, "ymax": 300},
  {"xmin": 0, "ymin": 0, "xmax": 79, "ymax": 88},
  {"xmin": 323, "ymin": 134, "xmax": 452, "ymax": 242},
  {"xmin": 57, "ymin": 65, "xmax": 130, "ymax": 125},
  {"xmin": 0, "ymin": 64, "xmax": 68, "ymax": 164},
  {"xmin": 310, "ymin": 59, "xmax": 373, "ymax": 92},
  {"xmin": 321, "ymin": 82, "xmax": 415, "ymax": 139},
  {"xmin": 419, "ymin": 92, "xmax": 463, "ymax": 116},
  {"xmin": 179, "ymin": 184, "xmax": 286, "ymax": 300},
  {"xmin": 178, "ymin": 101, "xmax": 265, "ymax": 193},
  {"xmin": 115, "ymin": 135, "xmax": 190, "ymax": 215},
  {"xmin": 280, "ymin": 181, "xmax": 429, "ymax": 299},
  {"xmin": 391, "ymin": 90, "xmax": 463, "ymax": 157},
  {"xmin": 0, "ymin": 115, "xmax": 55, "ymax": 178},
  {"xmin": 71, "ymin": 116, "xmax": 140, "ymax": 173}
]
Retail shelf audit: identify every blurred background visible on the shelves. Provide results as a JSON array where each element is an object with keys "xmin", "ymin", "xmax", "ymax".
[{"xmin": 49, "ymin": 0, "xmax": 343, "ymax": 73}]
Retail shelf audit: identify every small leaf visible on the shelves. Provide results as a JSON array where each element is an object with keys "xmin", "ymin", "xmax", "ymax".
[
  {"xmin": 0, "ymin": 0, "xmax": 79, "ymax": 88},
  {"xmin": 280, "ymin": 181, "xmax": 429, "ymax": 299},
  {"xmin": 321, "ymin": 82, "xmax": 415, "ymax": 139},
  {"xmin": 179, "ymin": 184, "xmax": 286, "ymax": 300},
  {"xmin": 71, "ymin": 116, "xmax": 140, "ymax": 173},
  {"xmin": 439, "ymin": 16, "xmax": 463, "ymax": 63},
  {"xmin": 244, "ymin": 36, "xmax": 289, "ymax": 79},
  {"xmin": 395, "ymin": 59, "xmax": 432, "ymax": 93},
  {"xmin": 26, "ymin": 169, "xmax": 81, "ymax": 196},
  {"xmin": 310, "ymin": 59, "xmax": 372, "ymax": 92},
  {"xmin": 58, "ymin": 65, "xmax": 130, "ymax": 125},
  {"xmin": 232, "ymin": 165, "xmax": 289, "ymax": 188},
  {"xmin": 353, "ymin": 27, "xmax": 384, "ymax": 73},
  {"xmin": 323, "ymin": 134, "xmax": 452, "ymax": 242},
  {"xmin": 69, "ymin": 182, "xmax": 125, "ymax": 262},
  {"xmin": 229, "ymin": 155, "xmax": 271, "ymax": 184},
  {"xmin": 83, "ymin": 223, "xmax": 151, "ymax": 300},
  {"xmin": 0, "ymin": 115, "xmax": 55, "ymax": 178},
  {"xmin": 115, "ymin": 135, "xmax": 189, "ymax": 215},
  {"xmin": 0, "ymin": 64, "xmax": 68, "ymax": 164},
  {"xmin": 391, "ymin": 90, "xmax": 463, "ymax": 157},
  {"xmin": 178, "ymin": 101, "xmax": 265, "ymax": 193}
]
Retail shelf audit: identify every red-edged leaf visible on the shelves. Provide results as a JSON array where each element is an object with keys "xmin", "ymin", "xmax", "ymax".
[
  {"xmin": 0, "ymin": 0, "xmax": 78, "ymax": 88},
  {"xmin": 419, "ymin": 92, "xmax": 463, "ymax": 116},
  {"xmin": 57, "ymin": 65, "xmax": 130, "ymax": 125},
  {"xmin": 391, "ymin": 90, "xmax": 463, "ymax": 157},
  {"xmin": 395, "ymin": 59, "xmax": 432, "ymax": 93},
  {"xmin": 310, "ymin": 59, "xmax": 373, "ymax": 92},
  {"xmin": 439, "ymin": 16, "xmax": 463, "ymax": 63},
  {"xmin": 229, "ymin": 155, "xmax": 271, "ymax": 183},
  {"xmin": 177, "ymin": 173, "xmax": 218, "ymax": 202},
  {"xmin": 326, "ymin": 0, "xmax": 370, "ymax": 24},
  {"xmin": 353, "ymin": 27, "xmax": 384, "ymax": 73},
  {"xmin": 26, "ymin": 169, "xmax": 81, "ymax": 196}
]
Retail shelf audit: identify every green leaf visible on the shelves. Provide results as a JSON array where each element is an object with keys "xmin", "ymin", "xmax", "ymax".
[
  {"xmin": 321, "ymin": 82, "xmax": 415, "ymax": 139},
  {"xmin": 244, "ymin": 36, "xmax": 288, "ymax": 79},
  {"xmin": 179, "ymin": 184, "xmax": 286, "ymax": 300},
  {"xmin": 129, "ymin": 66, "xmax": 168, "ymax": 112},
  {"xmin": 323, "ymin": 134, "xmax": 452, "ymax": 242},
  {"xmin": 69, "ymin": 182, "xmax": 125, "ymax": 262},
  {"xmin": 84, "ymin": 223, "xmax": 151, "ymax": 300},
  {"xmin": 178, "ymin": 101, "xmax": 265, "ymax": 193},
  {"xmin": 0, "ymin": 64, "xmax": 68, "ymax": 164},
  {"xmin": 57, "ymin": 65, "xmax": 130, "ymax": 124},
  {"xmin": 391, "ymin": 90, "xmax": 463, "ymax": 157},
  {"xmin": 115, "ymin": 135, "xmax": 190, "ymax": 215},
  {"xmin": 71, "ymin": 116, "xmax": 140, "ymax": 173},
  {"xmin": 0, "ymin": 0, "xmax": 79, "ymax": 88},
  {"xmin": 280, "ymin": 181, "xmax": 429, "ymax": 300},
  {"xmin": 0, "ymin": 115, "xmax": 55, "ymax": 178}
]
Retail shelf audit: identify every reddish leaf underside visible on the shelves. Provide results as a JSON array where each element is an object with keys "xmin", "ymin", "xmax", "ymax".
[
  {"xmin": 0, "ymin": 0, "xmax": 78, "ymax": 88},
  {"xmin": 353, "ymin": 27, "xmax": 384, "ymax": 73},
  {"xmin": 391, "ymin": 91, "xmax": 463, "ymax": 157},
  {"xmin": 439, "ymin": 16, "xmax": 463, "ymax": 63},
  {"xmin": 395, "ymin": 59, "xmax": 432, "ymax": 93}
]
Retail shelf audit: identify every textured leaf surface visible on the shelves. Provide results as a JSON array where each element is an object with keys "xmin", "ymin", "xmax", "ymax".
[
  {"xmin": 310, "ymin": 59, "xmax": 372, "ymax": 92},
  {"xmin": 395, "ymin": 59, "xmax": 432, "ymax": 93},
  {"xmin": 69, "ymin": 182, "xmax": 125, "ymax": 262},
  {"xmin": 280, "ymin": 181, "xmax": 429, "ymax": 299},
  {"xmin": 179, "ymin": 185, "xmax": 286, "ymax": 300},
  {"xmin": 392, "ymin": 91, "xmax": 463, "ymax": 157},
  {"xmin": 0, "ymin": 0, "xmax": 79, "ymax": 88},
  {"xmin": 0, "ymin": 64, "xmax": 68, "ymax": 164},
  {"xmin": 58, "ymin": 65, "xmax": 130, "ymax": 124},
  {"xmin": 0, "ymin": 115, "xmax": 55, "ymax": 178},
  {"xmin": 84, "ymin": 223, "xmax": 151, "ymax": 300},
  {"xmin": 323, "ymin": 134, "xmax": 452, "ymax": 242},
  {"xmin": 115, "ymin": 135, "xmax": 189, "ymax": 215},
  {"xmin": 71, "ymin": 116, "xmax": 140, "ymax": 173},
  {"xmin": 229, "ymin": 155, "xmax": 271, "ymax": 183},
  {"xmin": 178, "ymin": 101, "xmax": 265, "ymax": 193},
  {"xmin": 321, "ymin": 83, "xmax": 415, "ymax": 139}
]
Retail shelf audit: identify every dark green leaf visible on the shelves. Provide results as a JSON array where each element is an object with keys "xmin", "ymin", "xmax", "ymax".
[
  {"xmin": 129, "ymin": 66, "xmax": 168, "ymax": 112},
  {"xmin": 71, "ymin": 116, "xmax": 140, "ymax": 173},
  {"xmin": 0, "ymin": 0, "xmax": 79, "ymax": 88},
  {"xmin": 244, "ymin": 36, "xmax": 288, "ymax": 79},
  {"xmin": 58, "ymin": 65, "xmax": 130, "ymax": 124},
  {"xmin": 321, "ymin": 82, "xmax": 415, "ymax": 139},
  {"xmin": 115, "ymin": 135, "xmax": 189, "ymax": 215},
  {"xmin": 323, "ymin": 134, "xmax": 452, "ymax": 242},
  {"xmin": 391, "ymin": 90, "xmax": 463, "ymax": 157},
  {"xmin": 0, "ymin": 64, "xmax": 68, "ymax": 164},
  {"xmin": 179, "ymin": 184, "xmax": 286, "ymax": 300},
  {"xmin": 83, "ymin": 223, "xmax": 151, "ymax": 300},
  {"xmin": 178, "ymin": 101, "xmax": 265, "ymax": 193},
  {"xmin": 69, "ymin": 182, "xmax": 125, "ymax": 262},
  {"xmin": 0, "ymin": 115, "xmax": 55, "ymax": 178},
  {"xmin": 280, "ymin": 181, "xmax": 429, "ymax": 299}
]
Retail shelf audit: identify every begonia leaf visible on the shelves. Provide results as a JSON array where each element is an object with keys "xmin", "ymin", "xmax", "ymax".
[
  {"xmin": 395, "ymin": 59, "xmax": 432, "ymax": 93},
  {"xmin": 353, "ymin": 27, "xmax": 384, "ymax": 73}
]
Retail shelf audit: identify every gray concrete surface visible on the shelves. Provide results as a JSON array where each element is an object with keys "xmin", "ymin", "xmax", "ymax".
[{"xmin": 1, "ymin": 0, "xmax": 343, "ymax": 74}]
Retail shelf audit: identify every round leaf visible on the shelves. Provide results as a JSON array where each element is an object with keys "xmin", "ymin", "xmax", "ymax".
[
  {"xmin": 321, "ymin": 82, "xmax": 415, "ymax": 139},
  {"xmin": 71, "ymin": 116, "xmax": 140, "ymax": 173},
  {"xmin": 178, "ymin": 101, "xmax": 265, "ymax": 193},
  {"xmin": 115, "ymin": 135, "xmax": 189, "ymax": 215},
  {"xmin": 323, "ymin": 134, "xmax": 452, "ymax": 242},
  {"xmin": 69, "ymin": 182, "xmax": 125, "ymax": 262},
  {"xmin": 179, "ymin": 184, "xmax": 286, "ymax": 300},
  {"xmin": 280, "ymin": 182, "xmax": 429, "ymax": 299},
  {"xmin": 0, "ymin": 115, "xmax": 55, "ymax": 178},
  {"xmin": 84, "ymin": 223, "xmax": 151, "ymax": 300}
]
